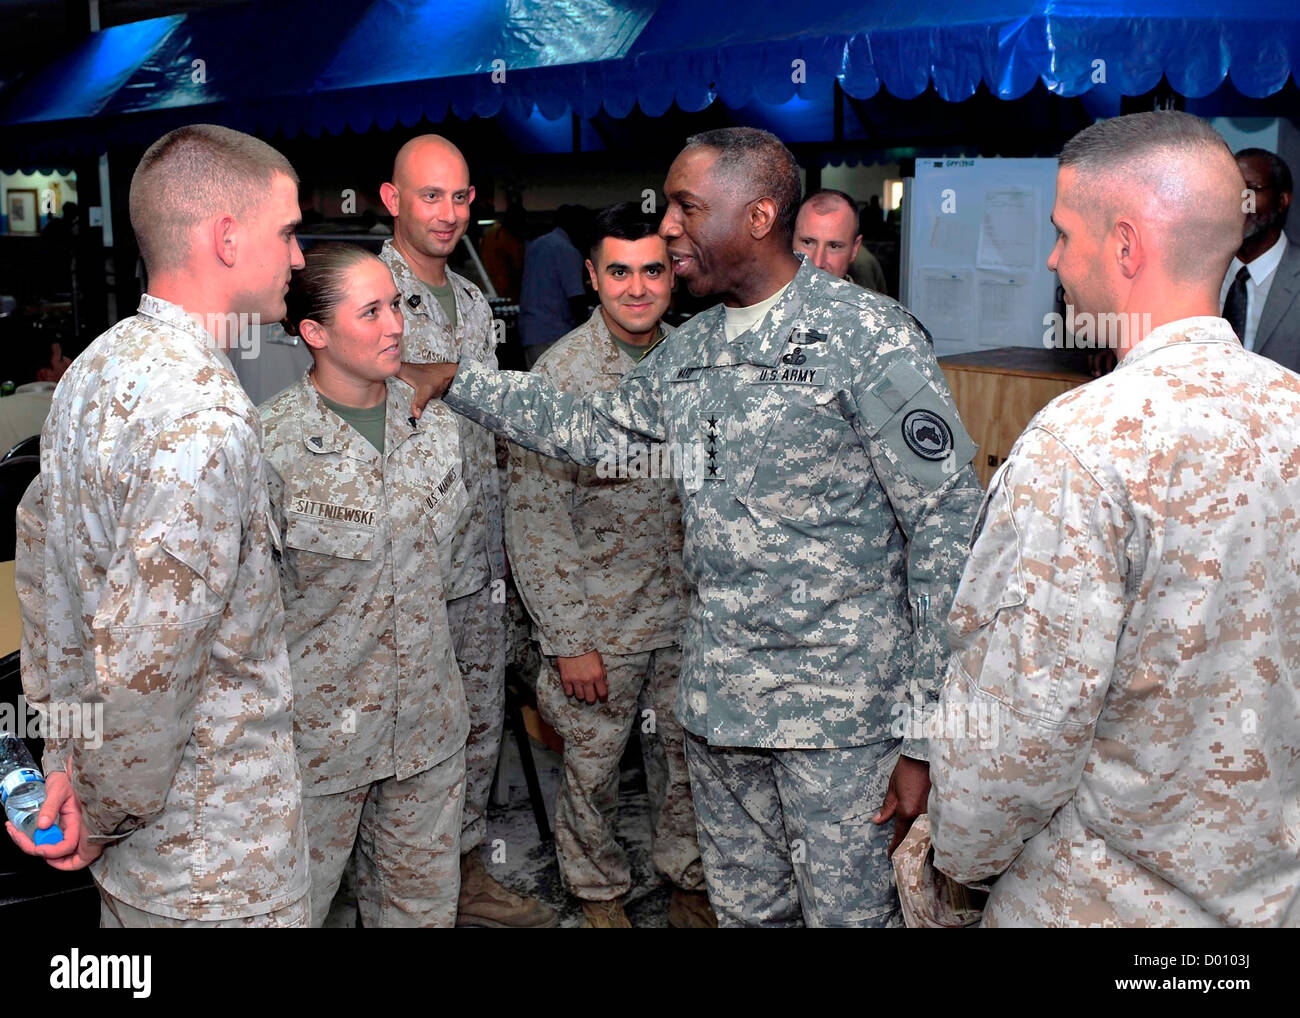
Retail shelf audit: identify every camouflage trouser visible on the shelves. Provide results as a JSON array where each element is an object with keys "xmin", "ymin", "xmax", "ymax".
[
  {"xmin": 305, "ymin": 748, "xmax": 466, "ymax": 928},
  {"xmin": 537, "ymin": 645, "xmax": 703, "ymax": 900},
  {"xmin": 447, "ymin": 583, "xmax": 506, "ymax": 853},
  {"xmin": 683, "ymin": 733, "xmax": 902, "ymax": 928},
  {"xmin": 99, "ymin": 888, "xmax": 310, "ymax": 928},
  {"xmin": 504, "ymin": 575, "xmax": 542, "ymax": 691}
]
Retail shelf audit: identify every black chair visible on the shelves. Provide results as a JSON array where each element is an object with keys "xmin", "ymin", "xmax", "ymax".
[
  {"xmin": 1, "ymin": 436, "xmax": 38, "ymax": 462},
  {"xmin": 0, "ymin": 456, "xmax": 39, "ymax": 562}
]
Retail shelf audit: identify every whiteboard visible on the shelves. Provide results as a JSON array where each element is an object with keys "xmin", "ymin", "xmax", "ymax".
[{"xmin": 900, "ymin": 157, "xmax": 1060, "ymax": 359}]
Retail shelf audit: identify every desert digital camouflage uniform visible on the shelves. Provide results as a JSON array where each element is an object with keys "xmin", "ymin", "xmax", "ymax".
[
  {"xmin": 441, "ymin": 256, "xmax": 982, "ymax": 925},
  {"xmin": 261, "ymin": 374, "xmax": 470, "ymax": 927},
  {"xmin": 930, "ymin": 317, "xmax": 1300, "ymax": 928},
  {"xmin": 507, "ymin": 311, "xmax": 703, "ymax": 901},
  {"xmin": 14, "ymin": 294, "xmax": 309, "ymax": 924},
  {"xmin": 381, "ymin": 241, "xmax": 506, "ymax": 854}
]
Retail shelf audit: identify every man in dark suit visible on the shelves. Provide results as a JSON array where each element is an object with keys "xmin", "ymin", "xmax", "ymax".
[{"xmin": 1221, "ymin": 148, "xmax": 1299, "ymax": 373}]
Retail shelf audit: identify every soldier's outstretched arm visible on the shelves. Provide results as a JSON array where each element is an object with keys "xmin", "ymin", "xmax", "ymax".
[
  {"xmin": 853, "ymin": 346, "xmax": 983, "ymax": 762},
  {"xmin": 72, "ymin": 411, "xmax": 261, "ymax": 841},
  {"xmin": 929, "ymin": 426, "xmax": 1128, "ymax": 885},
  {"xmin": 401, "ymin": 358, "xmax": 666, "ymax": 467}
]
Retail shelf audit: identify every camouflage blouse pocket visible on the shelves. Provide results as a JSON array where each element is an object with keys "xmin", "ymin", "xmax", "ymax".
[
  {"xmin": 739, "ymin": 402, "xmax": 867, "ymax": 527},
  {"xmin": 283, "ymin": 512, "xmax": 378, "ymax": 561}
]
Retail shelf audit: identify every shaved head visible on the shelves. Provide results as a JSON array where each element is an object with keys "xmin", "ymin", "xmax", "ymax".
[
  {"xmin": 382, "ymin": 134, "xmax": 475, "ymax": 275},
  {"xmin": 390, "ymin": 134, "xmax": 470, "ymax": 191},
  {"xmin": 1059, "ymin": 111, "xmax": 1244, "ymax": 288}
]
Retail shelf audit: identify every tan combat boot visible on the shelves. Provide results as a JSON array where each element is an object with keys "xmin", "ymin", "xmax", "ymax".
[
  {"xmin": 455, "ymin": 851, "xmax": 558, "ymax": 928},
  {"xmin": 580, "ymin": 898, "xmax": 633, "ymax": 928},
  {"xmin": 668, "ymin": 888, "xmax": 718, "ymax": 928}
]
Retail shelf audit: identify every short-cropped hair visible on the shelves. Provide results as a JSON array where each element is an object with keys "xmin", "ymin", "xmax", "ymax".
[
  {"xmin": 129, "ymin": 124, "xmax": 297, "ymax": 275},
  {"xmin": 589, "ymin": 201, "xmax": 663, "ymax": 262},
  {"xmin": 684, "ymin": 127, "xmax": 802, "ymax": 241}
]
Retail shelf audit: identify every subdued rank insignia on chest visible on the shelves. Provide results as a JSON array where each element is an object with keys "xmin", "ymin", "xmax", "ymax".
[
  {"xmin": 425, "ymin": 464, "xmax": 461, "ymax": 512},
  {"xmin": 787, "ymin": 326, "xmax": 828, "ymax": 346},
  {"xmin": 406, "ymin": 294, "xmax": 421, "ymax": 309},
  {"xmin": 901, "ymin": 408, "xmax": 954, "ymax": 461},
  {"xmin": 700, "ymin": 411, "xmax": 725, "ymax": 479}
]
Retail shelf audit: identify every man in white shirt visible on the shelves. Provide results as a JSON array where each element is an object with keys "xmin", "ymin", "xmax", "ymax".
[{"xmin": 1220, "ymin": 148, "xmax": 1299, "ymax": 372}]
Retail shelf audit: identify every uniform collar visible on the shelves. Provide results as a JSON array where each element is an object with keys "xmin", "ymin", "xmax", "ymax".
[
  {"xmin": 1116, "ymin": 316, "xmax": 1240, "ymax": 370},
  {"xmin": 380, "ymin": 239, "xmax": 470, "ymax": 330},
  {"xmin": 587, "ymin": 309, "xmax": 666, "ymax": 375},
  {"xmin": 738, "ymin": 255, "xmax": 818, "ymax": 368},
  {"xmin": 136, "ymin": 293, "xmax": 237, "ymax": 372},
  {"xmin": 292, "ymin": 373, "xmax": 421, "ymax": 462}
]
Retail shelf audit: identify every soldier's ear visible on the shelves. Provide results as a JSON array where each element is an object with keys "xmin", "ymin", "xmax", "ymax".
[
  {"xmin": 379, "ymin": 182, "xmax": 400, "ymax": 219},
  {"xmin": 585, "ymin": 258, "xmax": 599, "ymax": 294},
  {"xmin": 299, "ymin": 318, "xmax": 328, "ymax": 352},
  {"xmin": 212, "ymin": 214, "xmax": 238, "ymax": 268},
  {"xmin": 749, "ymin": 196, "xmax": 778, "ymax": 241}
]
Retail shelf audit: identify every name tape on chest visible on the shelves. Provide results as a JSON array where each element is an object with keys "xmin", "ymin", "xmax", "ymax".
[
  {"xmin": 291, "ymin": 498, "xmax": 377, "ymax": 528},
  {"xmin": 753, "ymin": 365, "xmax": 826, "ymax": 386}
]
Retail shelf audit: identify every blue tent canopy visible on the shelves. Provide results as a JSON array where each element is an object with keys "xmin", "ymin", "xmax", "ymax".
[{"xmin": 1, "ymin": 0, "xmax": 1297, "ymax": 143}]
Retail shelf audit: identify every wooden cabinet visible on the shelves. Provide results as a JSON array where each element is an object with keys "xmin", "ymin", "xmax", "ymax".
[{"xmin": 939, "ymin": 348, "xmax": 1094, "ymax": 488}]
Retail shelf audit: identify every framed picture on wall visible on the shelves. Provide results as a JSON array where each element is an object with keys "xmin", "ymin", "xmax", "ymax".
[{"xmin": 6, "ymin": 189, "xmax": 38, "ymax": 234}]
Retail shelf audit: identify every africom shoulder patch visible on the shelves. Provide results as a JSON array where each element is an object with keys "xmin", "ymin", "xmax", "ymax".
[{"xmin": 901, "ymin": 408, "xmax": 954, "ymax": 461}]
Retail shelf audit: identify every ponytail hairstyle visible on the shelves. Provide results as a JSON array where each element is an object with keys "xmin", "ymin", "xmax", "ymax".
[{"xmin": 282, "ymin": 242, "xmax": 379, "ymax": 338}]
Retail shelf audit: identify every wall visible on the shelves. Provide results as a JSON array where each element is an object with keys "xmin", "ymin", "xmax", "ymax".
[{"xmin": 1, "ymin": 170, "xmax": 78, "ymax": 234}]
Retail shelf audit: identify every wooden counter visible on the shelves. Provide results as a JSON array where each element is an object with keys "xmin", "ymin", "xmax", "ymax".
[{"xmin": 940, "ymin": 347, "xmax": 1093, "ymax": 488}]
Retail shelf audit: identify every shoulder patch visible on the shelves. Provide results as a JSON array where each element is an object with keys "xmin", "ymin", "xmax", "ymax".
[{"xmin": 901, "ymin": 408, "xmax": 953, "ymax": 460}]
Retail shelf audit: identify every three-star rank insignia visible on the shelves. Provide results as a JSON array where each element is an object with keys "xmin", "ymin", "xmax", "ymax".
[{"xmin": 700, "ymin": 411, "xmax": 725, "ymax": 479}]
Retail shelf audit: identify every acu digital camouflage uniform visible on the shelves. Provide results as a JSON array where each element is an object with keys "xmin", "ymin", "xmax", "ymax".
[
  {"xmin": 442, "ymin": 256, "xmax": 982, "ymax": 926},
  {"xmin": 507, "ymin": 310, "xmax": 703, "ymax": 902},
  {"xmin": 930, "ymin": 317, "xmax": 1300, "ymax": 928},
  {"xmin": 381, "ymin": 241, "xmax": 507, "ymax": 856},
  {"xmin": 260, "ymin": 374, "xmax": 470, "ymax": 927},
  {"xmin": 14, "ymin": 294, "xmax": 309, "ymax": 925}
]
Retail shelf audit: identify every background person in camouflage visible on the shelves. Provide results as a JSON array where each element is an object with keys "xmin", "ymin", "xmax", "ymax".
[
  {"xmin": 8, "ymin": 125, "xmax": 311, "ymax": 927},
  {"xmin": 401, "ymin": 128, "xmax": 982, "ymax": 927},
  {"xmin": 929, "ymin": 111, "xmax": 1300, "ymax": 927},
  {"xmin": 507, "ymin": 202, "xmax": 711, "ymax": 928},
  {"xmin": 262, "ymin": 244, "xmax": 471, "ymax": 927},
  {"xmin": 380, "ymin": 135, "xmax": 555, "ymax": 927}
]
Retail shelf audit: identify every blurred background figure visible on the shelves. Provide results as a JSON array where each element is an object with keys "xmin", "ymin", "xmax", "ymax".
[
  {"xmin": 481, "ymin": 189, "xmax": 527, "ymax": 304},
  {"xmin": 794, "ymin": 189, "xmax": 886, "ymax": 294},
  {"xmin": 1221, "ymin": 148, "xmax": 1299, "ymax": 373},
  {"xmin": 519, "ymin": 204, "xmax": 590, "ymax": 368}
]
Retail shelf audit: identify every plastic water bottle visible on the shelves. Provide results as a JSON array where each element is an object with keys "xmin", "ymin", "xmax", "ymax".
[{"xmin": 0, "ymin": 732, "xmax": 63, "ymax": 846}]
